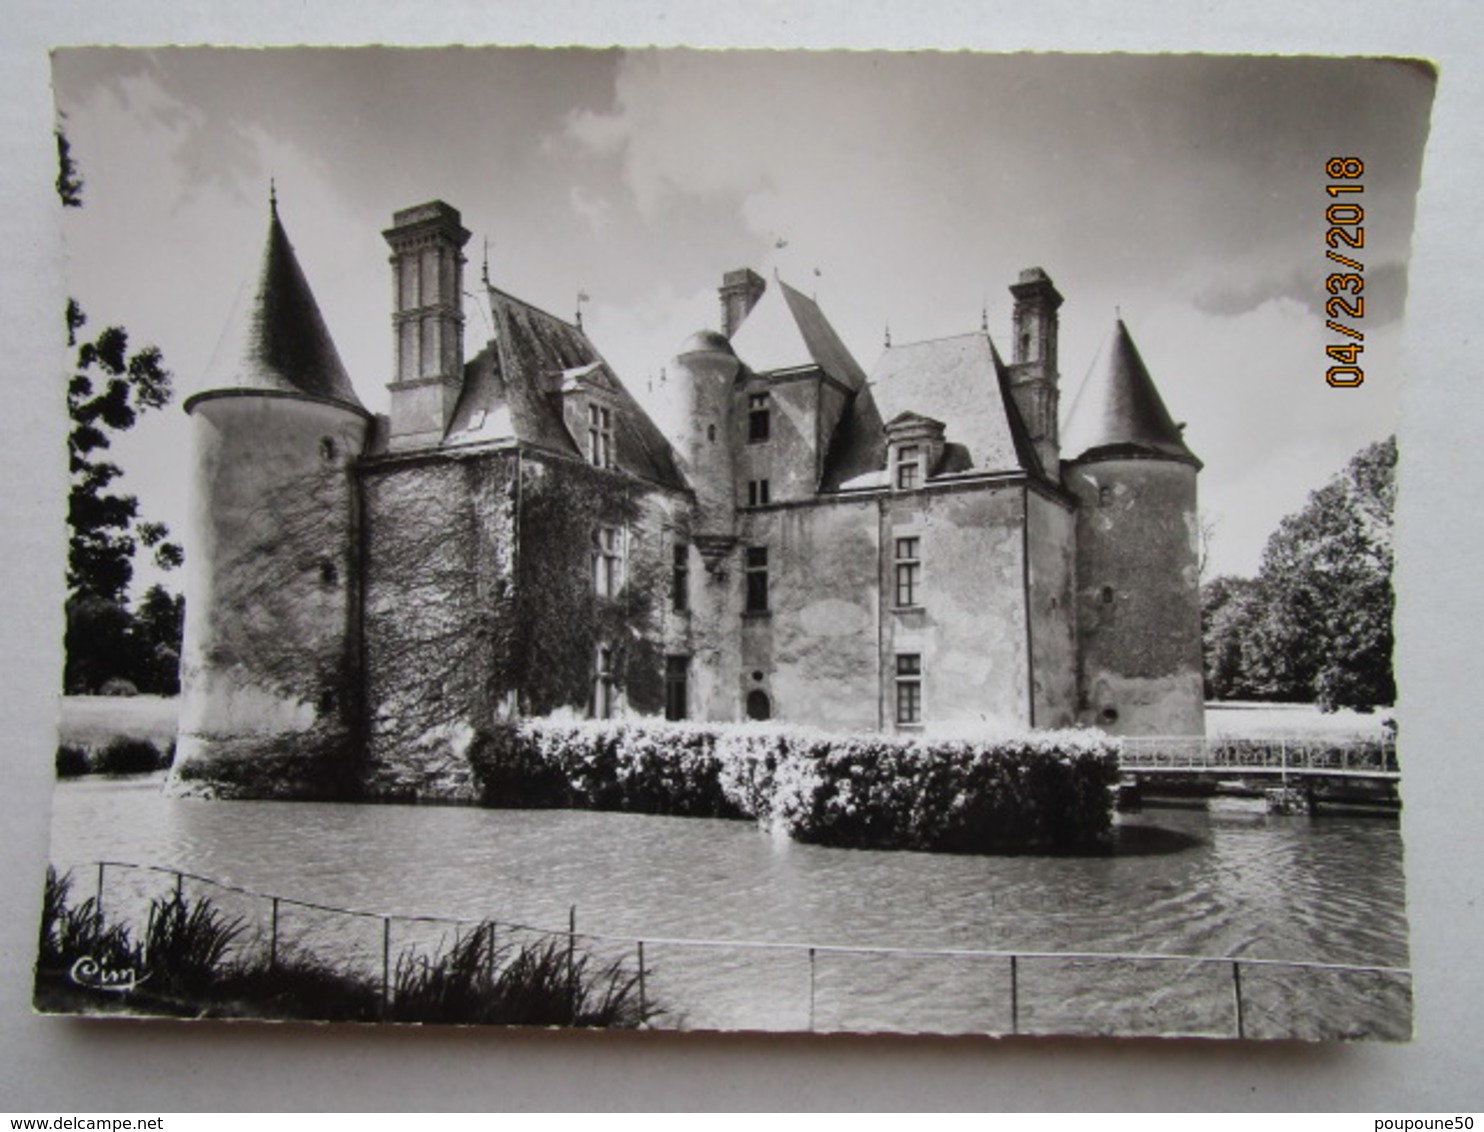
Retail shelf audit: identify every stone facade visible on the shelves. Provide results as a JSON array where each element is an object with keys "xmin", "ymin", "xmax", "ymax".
[{"xmin": 171, "ymin": 198, "xmax": 1205, "ymax": 801}]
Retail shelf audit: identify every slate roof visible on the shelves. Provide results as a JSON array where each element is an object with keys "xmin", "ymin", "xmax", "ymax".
[
  {"xmin": 439, "ymin": 285, "xmax": 686, "ymax": 491},
  {"xmin": 191, "ymin": 204, "xmax": 366, "ymax": 416},
  {"xmin": 822, "ymin": 331, "xmax": 1044, "ymax": 490},
  {"xmin": 1062, "ymin": 320, "xmax": 1200, "ymax": 467},
  {"xmin": 729, "ymin": 277, "xmax": 868, "ymax": 392}
]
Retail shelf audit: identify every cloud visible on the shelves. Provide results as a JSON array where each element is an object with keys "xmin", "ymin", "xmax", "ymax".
[
  {"xmin": 569, "ymin": 185, "xmax": 613, "ymax": 236},
  {"xmin": 1195, "ymin": 261, "xmax": 1411, "ymax": 329}
]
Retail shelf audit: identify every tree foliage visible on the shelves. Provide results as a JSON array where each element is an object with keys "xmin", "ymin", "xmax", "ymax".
[
  {"xmin": 66, "ymin": 300, "xmax": 181, "ymax": 601},
  {"xmin": 1201, "ymin": 437, "xmax": 1396, "ymax": 711},
  {"xmin": 59, "ymin": 129, "xmax": 184, "ymax": 694},
  {"xmin": 56, "ymin": 128, "xmax": 83, "ymax": 209}
]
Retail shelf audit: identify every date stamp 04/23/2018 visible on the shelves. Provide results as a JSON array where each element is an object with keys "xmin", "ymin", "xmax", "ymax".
[{"xmin": 1325, "ymin": 155, "xmax": 1368, "ymax": 387}]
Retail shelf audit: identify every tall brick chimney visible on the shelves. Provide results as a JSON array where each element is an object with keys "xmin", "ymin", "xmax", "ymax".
[
  {"xmin": 719, "ymin": 268, "xmax": 766, "ymax": 338},
  {"xmin": 1007, "ymin": 266, "xmax": 1064, "ymax": 478},
  {"xmin": 383, "ymin": 201, "xmax": 471, "ymax": 451}
]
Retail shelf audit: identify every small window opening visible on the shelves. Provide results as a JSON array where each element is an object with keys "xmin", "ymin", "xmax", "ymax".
[
  {"xmin": 592, "ymin": 646, "xmax": 616, "ymax": 719},
  {"xmin": 745, "ymin": 546, "xmax": 769, "ymax": 613},
  {"xmin": 894, "ymin": 536, "xmax": 921, "ymax": 608},
  {"xmin": 319, "ymin": 436, "xmax": 338, "ymax": 462},
  {"xmin": 748, "ymin": 393, "xmax": 771, "ymax": 442},
  {"xmin": 746, "ymin": 689, "xmax": 772, "ymax": 721},
  {"xmin": 593, "ymin": 526, "xmax": 624, "ymax": 597},
  {"xmin": 665, "ymin": 656, "xmax": 689, "ymax": 721},
  {"xmin": 587, "ymin": 404, "xmax": 615, "ymax": 468},
  {"xmin": 318, "ymin": 559, "xmax": 338, "ymax": 586},
  {"xmin": 895, "ymin": 654, "xmax": 923, "ymax": 725},
  {"xmin": 1101, "ymin": 585, "xmax": 1115, "ymax": 605},
  {"xmin": 896, "ymin": 444, "xmax": 922, "ymax": 491}
]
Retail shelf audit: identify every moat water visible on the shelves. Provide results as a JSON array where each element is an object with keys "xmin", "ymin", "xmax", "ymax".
[{"xmin": 46, "ymin": 776, "xmax": 1411, "ymax": 1038}]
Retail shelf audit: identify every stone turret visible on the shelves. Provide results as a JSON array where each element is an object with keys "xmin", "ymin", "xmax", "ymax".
[
  {"xmin": 172, "ymin": 196, "xmax": 371, "ymax": 798},
  {"xmin": 1063, "ymin": 319, "xmax": 1203, "ymax": 737},
  {"xmin": 667, "ymin": 328, "xmax": 741, "ymax": 565}
]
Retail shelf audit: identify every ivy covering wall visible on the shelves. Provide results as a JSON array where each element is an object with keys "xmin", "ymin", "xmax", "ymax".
[{"xmin": 362, "ymin": 447, "xmax": 687, "ymax": 799}]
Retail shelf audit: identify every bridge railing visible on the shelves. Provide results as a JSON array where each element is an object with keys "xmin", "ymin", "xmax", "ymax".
[
  {"xmin": 61, "ymin": 859, "xmax": 1411, "ymax": 1041},
  {"xmin": 1119, "ymin": 735, "xmax": 1398, "ymax": 775}
]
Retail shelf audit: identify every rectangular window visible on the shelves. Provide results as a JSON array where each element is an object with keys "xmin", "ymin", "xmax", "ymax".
[
  {"xmin": 588, "ymin": 405, "xmax": 615, "ymax": 468},
  {"xmin": 894, "ymin": 536, "xmax": 921, "ymax": 607},
  {"xmin": 665, "ymin": 656, "xmax": 689, "ymax": 721},
  {"xmin": 896, "ymin": 444, "xmax": 921, "ymax": 490},
  {"xmin": 593, "ymin": 526, "xmax": 623, "ymax": 597},
  {"xmin": 672, "ymin": 543, "xmax": 689, "ymax": 613},
  {"xmin": 592, "ymin": 646, "xmax": 616, "ymax": 719},
  {"xmin": 895, "ymin": 653, "xmax": 923, "ymax": 725},
  {"xmin": 747, "ymin": 479, "xmax": 771, "ymax": 507},
  {"xmin": 745, "ymin": 545, "xmax": 769, "ymax": 614},
  {"xmin": 748, "ymin": 393, "xmax": 771, "ymax": 442}
]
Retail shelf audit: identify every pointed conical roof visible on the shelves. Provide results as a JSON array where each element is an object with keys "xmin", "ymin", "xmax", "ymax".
[
  {"xmin": 1062, "ymin": 320, "xmax": 1199, "ymax": 467},
  {"xmin": 188, "ymin": 202, "xmax": 366, "ymax": 416}
]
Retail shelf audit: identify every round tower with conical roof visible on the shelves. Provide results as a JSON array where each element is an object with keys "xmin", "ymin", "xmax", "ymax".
[
  {"xmin": 1063, "ymin": 319, "xmax": 1204, "ymax": 737},
  {"xmin": 171, "ymin": 197, "xmax": 373, "ymax": 798}
]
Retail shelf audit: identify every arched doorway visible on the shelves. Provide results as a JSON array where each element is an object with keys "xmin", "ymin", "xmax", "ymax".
[{"xmin": 746, "ymin": 689, "xmax": 771, "ymax": 721}]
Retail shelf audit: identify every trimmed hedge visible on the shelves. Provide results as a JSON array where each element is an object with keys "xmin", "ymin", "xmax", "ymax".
[
  {"xmin": 468, "ymin": 720, "xmax": 743, "ymax": 818},
  {"xmin": 469, "ymin": 720, "xmax": 1118, "ymax": 853},
  {"xmin": 55, "ymin": 738, "xmax": 175, "ymax": 778}
]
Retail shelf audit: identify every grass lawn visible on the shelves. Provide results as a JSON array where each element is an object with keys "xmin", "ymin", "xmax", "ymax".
[
  {"xmin": 58, "ymin": 695, "xmax": 179, "ymax": 753},
  {"xmin": 1205, "ymin": 701, "xmax": 1391, "ymax": 740},
  {"xmin": 53, "ymin": 695, "xmax": 1387, "ymax": 753}
]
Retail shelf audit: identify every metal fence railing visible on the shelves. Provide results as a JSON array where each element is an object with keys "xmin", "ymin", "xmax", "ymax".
[
  {"xmin": 64, "ymin": 860, "xmax": 1411, "ymax": 1040},
  {"xmin": 1119, "ymin": 735, "xmax": 1399, "ymax": 778}
]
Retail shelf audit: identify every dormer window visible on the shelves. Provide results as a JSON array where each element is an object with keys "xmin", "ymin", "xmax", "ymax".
[
  {"xmin": 896, "ymin": 444, "xmax": 922, "ymax": 491},
  {"xmin": 588, "ymin": 404, "xmax": 615, "ymax": 468},
  {"xmin": 748, "ymin": 393, "xmax": 771, "ymax": 442},
  {"xmin": 885, "ymin": 414, "xmax": 945, "ymax": 494}
]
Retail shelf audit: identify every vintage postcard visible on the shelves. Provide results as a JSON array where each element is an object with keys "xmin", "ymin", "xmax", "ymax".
[{"xmin": 37, "ymin": 48, "xmax": 1432, "ymax": 1039}]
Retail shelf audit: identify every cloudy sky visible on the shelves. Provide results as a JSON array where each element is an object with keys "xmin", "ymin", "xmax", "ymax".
[{"xmin": 53, "ymin": 48, "xmax": 1433, "ymax": 587}]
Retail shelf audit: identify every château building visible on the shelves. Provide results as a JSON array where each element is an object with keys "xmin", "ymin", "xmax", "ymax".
[{"xmin": 173, "ymin": 198, "xmax": 1203, "ymax": 800}]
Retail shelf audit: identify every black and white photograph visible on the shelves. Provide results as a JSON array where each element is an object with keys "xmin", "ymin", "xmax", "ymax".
[{"xmin": 35, "ymin": 46, "xmax": 1429, "ymax": 1042}]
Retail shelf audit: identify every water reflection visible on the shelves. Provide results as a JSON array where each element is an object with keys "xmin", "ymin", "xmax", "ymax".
[{"xmin": 45, "ymin": 776, "xmax": 1410, "ymax": 1036}]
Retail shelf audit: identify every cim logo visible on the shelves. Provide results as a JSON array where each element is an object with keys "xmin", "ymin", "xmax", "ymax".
[{"xmin": 68, "ymin": 955, "xmax": 150, "ymax": 993}]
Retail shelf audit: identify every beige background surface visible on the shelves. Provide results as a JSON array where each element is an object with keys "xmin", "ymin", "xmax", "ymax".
[{"xmin": 2, "ymin": 0, "xmax": 1479, "ymax": 1111}]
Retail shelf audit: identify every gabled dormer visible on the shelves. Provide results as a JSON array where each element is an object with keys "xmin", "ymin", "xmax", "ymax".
[
  {"xmin": 725, "ymin": 272, "xmax": 867, "ymax": 503},
  {"xmin": 884, "ymin": 412, "xmax": 947, "ymax": 491},
  {"xmin": 553, "ymin": 360, "xmax": 622, "ymax": 471}
]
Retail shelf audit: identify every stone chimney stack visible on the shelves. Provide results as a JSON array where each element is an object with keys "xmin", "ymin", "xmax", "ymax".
[
  {"xmin": 1007, "ymin": 266, "xmax": 1064, "ymax": 478},
  {"xmin": 383, "ymin": 201, "xmax": 472, "ymax": 451},
  {"xmin": 719, "ymin": 268, "xmax": 766, "ymax": 338}
]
